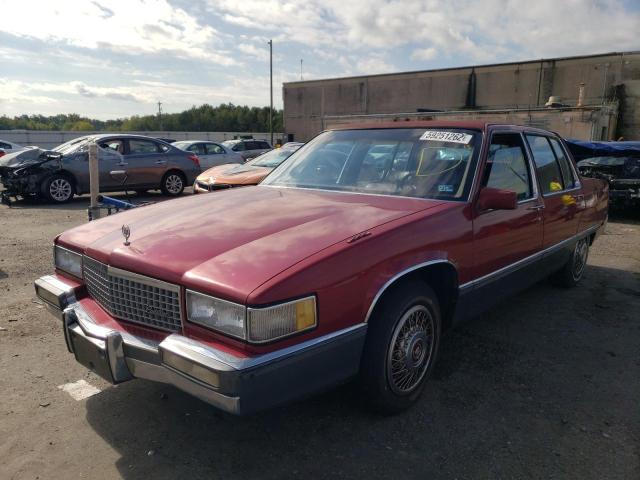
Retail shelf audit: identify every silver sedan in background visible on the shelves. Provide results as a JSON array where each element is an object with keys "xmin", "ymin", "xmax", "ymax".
[{"xmin": 172, "ymin": 140, "xmax": 244, "ymax": 169}]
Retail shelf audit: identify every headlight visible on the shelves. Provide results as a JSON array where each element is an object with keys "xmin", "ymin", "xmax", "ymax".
[
  {"xmin": 186, "ymin": 291, "xmax": 317, "ymax": 343},
  {"xmin": 54, "ymin": 245, "xmax": 83, "ymax": 278},
  {"xmin": 186, "ymin": 290, "xmax": 246, "ymax": 339},
  {"xmin": 248, "ymin": 296, "xmax": 316, "ymax": 343}
]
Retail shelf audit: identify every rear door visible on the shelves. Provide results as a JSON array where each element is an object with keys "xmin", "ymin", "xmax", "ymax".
[
  {"xmin": 123, "ymin": 138, "xmax": 168, "ymax": 187},
  {"xmin": 201, "ymin": 142, "xmax": 230, "ymax": 167},
  {"xmin": 524, "ymin": 134, "xmax": 584, "ymax": 248},
  {"xmin": 184, "ymin": 143, "xmax": 209, "ymax": 167}
]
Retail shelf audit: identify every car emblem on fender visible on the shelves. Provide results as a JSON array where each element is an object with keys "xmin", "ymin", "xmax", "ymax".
[{"xmin": 122, "ymin": 224, "xmax": 131, "ymax": 246}]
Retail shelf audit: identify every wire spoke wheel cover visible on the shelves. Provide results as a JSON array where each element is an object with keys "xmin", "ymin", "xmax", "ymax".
[
  {"xmin": 49, "ymin": 178, "xmax": 72, "ymax": 202},
  {"xmin": 572, "ymin": 238, "xmax": 588, "ymax": 281},
  {"xmin": 386, "ymin": 304, "xmax": 435, "ymax": 395},
  {"xmin": 165, "ymin": 174, "xmax": 183, "ymax": 194}
]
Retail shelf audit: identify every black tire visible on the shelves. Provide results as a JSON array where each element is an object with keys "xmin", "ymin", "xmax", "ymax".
[
  {"xmin": 42, "ymin": 174, "xmax": 75, "ymax": 203},
  {"xmin": 551, "ymin": 237, "xmax": 590, "ymax": 288},
  {"xmin": 359, "ymin": 281, "xmax": 441, "ymax": 414},
  {"xmin": 160, "ymin": 171, "xmax": 185, "ymax": 197}
]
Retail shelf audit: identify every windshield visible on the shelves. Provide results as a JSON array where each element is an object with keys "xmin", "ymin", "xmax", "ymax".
[
  {"xmin": 53, "ymin": 136, "xmax": 91, "ymax": 154},
  {"xmin": 248, "ymin": 146, "xmax": 300, "ymax": 168},
  {"xmin": 262, "ymin": 128, "xmax": 481, "ymax": 200}
]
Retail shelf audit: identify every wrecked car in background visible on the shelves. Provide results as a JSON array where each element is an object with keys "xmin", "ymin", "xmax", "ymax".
[
  {"xmin": 567, "ymin": 139, "xmax": 640, "ymax": 209},
  {"xmin": 0, "ymin": 135, "xmax": 201, "ymax": 204}
]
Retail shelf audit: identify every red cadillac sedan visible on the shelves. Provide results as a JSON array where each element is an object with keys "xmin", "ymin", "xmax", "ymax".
[{"xmin": 35, "ymin": 121, "xmax": 608, "ymax": 415}]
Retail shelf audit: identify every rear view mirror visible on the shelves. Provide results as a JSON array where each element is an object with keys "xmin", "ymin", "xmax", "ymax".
[{"xmin": 478, "ymin": 187, "xmax": 518, "ymax": 210}]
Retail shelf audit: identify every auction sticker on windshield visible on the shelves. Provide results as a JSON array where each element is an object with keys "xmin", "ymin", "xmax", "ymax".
[{"xmin": 419, "ymin": 131, "xmax": 473, "ymax": 144}]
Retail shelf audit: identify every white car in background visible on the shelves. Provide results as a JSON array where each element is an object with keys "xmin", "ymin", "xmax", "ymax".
[
  {"xmin": 0, "ymin": 139, "xmax": 26, "ymax": 157},
  {"xmin": 172, "ymin": 140, "xmax": 244, "ymax": 169}
]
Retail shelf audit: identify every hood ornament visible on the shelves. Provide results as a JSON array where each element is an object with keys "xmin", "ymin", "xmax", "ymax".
[{"xmin": 122, "ymin": 224, "xmax": 131, "ymax": 246}]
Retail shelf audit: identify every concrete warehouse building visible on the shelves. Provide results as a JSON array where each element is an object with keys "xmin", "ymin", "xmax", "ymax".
[{"xmin": 283, "ymin": 51, "xmax": 640, "ymax": 142}]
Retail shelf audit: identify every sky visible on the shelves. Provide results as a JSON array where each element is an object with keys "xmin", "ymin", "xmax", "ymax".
[{"xmin": 0, "ymin": 0, "xmax": 638, "ymax": 120}]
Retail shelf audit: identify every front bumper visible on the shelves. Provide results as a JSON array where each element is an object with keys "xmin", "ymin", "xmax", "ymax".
[{"xmin": 35, "ymin": 275, "xmax": 366, "ymax": 415}]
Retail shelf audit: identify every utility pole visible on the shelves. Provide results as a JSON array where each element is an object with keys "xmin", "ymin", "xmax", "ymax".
[
  {"xmin": 268, "ymin": 39, "xmax": 273, "ymax": 146},
  {"xmin": 300, "ymin": 59, "xmax": 303, "ymax": 81},
  {"xmin": 157, "ymin": 101, "xmax": 163, "ymax": 130}
]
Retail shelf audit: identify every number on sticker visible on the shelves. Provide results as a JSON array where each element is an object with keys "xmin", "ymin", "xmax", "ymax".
[{"xmin": 420, "ymin": 131, "xmax": 472, "ymax": 144}]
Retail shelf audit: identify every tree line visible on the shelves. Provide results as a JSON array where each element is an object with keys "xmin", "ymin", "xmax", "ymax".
[{"xmin": 0, "ymin": 103, "xmax": 284, "ymax": 132}]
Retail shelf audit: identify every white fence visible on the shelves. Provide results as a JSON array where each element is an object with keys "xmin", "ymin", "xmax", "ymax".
[{"xmin": 0, "ymin": 130, "xmax": 283, "ymax": 150}]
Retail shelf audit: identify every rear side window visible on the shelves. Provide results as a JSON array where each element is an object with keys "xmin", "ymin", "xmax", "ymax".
[
  {"xmin": 548, "ymin": 138, "xmax": 577, "ymax": 189},
  {"xmin": 258, "ymin": 141, "xmax": 271, "ymax": 149},
  {"xmin": 0, "ymin": 142, "xmax": 11, "ymax": 149},
  {"xmin": 232, "ymin": 142, "xmax": 245, "ymax": 151},
  {"xmin": 483, "ymin": 133, "xmax": 533, "ymax": 201},
  {"xmin": 128, "ymin": 139, "xmax": 160, "ymax": 154},
  {"xmin": 526, "ymin": 135, "xmax": 564, "ymax": 195}
]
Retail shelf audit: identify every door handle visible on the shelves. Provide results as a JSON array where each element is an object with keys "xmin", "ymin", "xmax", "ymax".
[
  {"xmin": 155, "ymin": 160, "xmax": 167, "ymax": 165},
  {"xmin": 527, "ymin": 204, "xmax": 545, "ymax": 211}
]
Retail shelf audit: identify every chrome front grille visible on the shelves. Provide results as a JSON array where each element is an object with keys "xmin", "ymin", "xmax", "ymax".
[{"xmin": 83, "ymin": 257, "xmax": 182, "ymax": 332}]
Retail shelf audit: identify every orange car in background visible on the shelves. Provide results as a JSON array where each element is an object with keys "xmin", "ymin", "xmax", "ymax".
[{"xmin": 193, "ymin": 142, "xmax": 303, "ymax": 192}]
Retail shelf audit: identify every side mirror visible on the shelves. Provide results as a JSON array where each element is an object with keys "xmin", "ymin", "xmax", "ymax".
[{"xmin": 478, "ymin": 187, "xmax": 518, "ymax": 211}]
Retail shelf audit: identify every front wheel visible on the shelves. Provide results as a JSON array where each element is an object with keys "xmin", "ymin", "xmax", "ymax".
[
  {"xmin": 551, "ymin": 237, "xmax": 590, "ymax": 287},
  {"xmin": 160, "ymin": 171, "xmax": 185, "ymax": 196},
  {"xmin": 359, "ymin": 281, "xmax": 441, "ymax": 414},
  {"xmin": 42, "ymin": 174, "xmax": 75, "ymax": 203}
]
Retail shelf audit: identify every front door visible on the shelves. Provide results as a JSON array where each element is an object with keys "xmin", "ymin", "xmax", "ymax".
[
  {"xmin": 472, "ymin": 131, "xmax": 544, "ymax": 280},
  {"xmin": 96, "ymin": 138, "xmax": 128, "ymax": 190}
]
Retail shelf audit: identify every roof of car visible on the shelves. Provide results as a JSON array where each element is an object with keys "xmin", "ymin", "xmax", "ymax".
[
  {"xmin": 328, "ymin": 120, "xmax": 557, "ymax": 134},
  {"xmin": 88, "ymin": 133, "xmax": 174, "ymax": 142},
  {"xmin": 330, "ymin": 120, "xmax": 495, "ymax": 131}
]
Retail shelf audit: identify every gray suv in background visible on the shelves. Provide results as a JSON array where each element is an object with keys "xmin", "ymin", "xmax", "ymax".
[
  {"xmin": 0, "ymin": 134, "xmax": 201, "ymax": 203},
  {"xmin": 221, "ymin": 139, "xmax": 272, "ymax": 160}
]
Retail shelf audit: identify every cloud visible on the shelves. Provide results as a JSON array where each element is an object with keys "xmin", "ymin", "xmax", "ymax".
[
  {"xmin": 411, "ymin": 47, "xmax": 438, "ymax": 62},
  {"xmin": 207, "ymin": 0, "xmax": 640, "ymax": 63},
  {"xmin": 237, "ymin": 43, "xmax": 270, "ymax": 61},
  {"xmin": 1, "ymin": 0, "xmax": 233, "ymax": 64},
  {"xmin": 1, "ymin": 0, "xmax": 639, "ymax": 119}
]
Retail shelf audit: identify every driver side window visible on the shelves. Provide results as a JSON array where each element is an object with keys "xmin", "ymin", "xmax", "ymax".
[{"xmin": 483, "ymin": 133, "xmax": 533, "ymax": 201}]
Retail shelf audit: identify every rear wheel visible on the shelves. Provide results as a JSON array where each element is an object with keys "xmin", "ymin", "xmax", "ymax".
[
  {"xmin": 42, "ymin": 174, "xmax": 75, "ymax": 203},
  {"xmin": 359, "ymin": 281, "xmax": 441, "ymax": 414},
  {"xmin": 551, "ymin": 237, "xmax": 589, "ymax": 287},
  {"xmin": 160, "ymin": 171, "xmax": 185, "ymax": 196}
]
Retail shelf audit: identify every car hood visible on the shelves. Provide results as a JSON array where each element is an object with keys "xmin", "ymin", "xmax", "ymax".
[
  {"xmin": 58, "ymin": 186, "xmax": 444, "ymax": 302},
  {"xmin": 197, "ymin": 163, "xmax": 272, "ymax": 185},
  {"xmin": 0, "ymin": 147, "xmax": 57, "ymax": 169}
]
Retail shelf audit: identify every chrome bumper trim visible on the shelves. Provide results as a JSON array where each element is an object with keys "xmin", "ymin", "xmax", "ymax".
[{"xmin": 35, "ymin": 274, "xmax": 367, "ymax": 414}]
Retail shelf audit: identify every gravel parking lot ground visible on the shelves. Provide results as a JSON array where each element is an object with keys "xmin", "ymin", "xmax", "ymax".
[{"xmin": 0, "ymin": 192, "xmax": 639, "ymax": 480}]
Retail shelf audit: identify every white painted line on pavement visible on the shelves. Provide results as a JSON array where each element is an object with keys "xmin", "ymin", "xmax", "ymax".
[{"xmin": 57, "ymin": 379, "xmax": 102, "ymax": 401}]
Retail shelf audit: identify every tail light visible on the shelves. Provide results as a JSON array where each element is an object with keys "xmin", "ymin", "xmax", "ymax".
[
  {"xmin": 188, "ymin": 155, "xmax": 200, "ymax": 168},
  {"xmin": 0, "ymin": 151, "xmax": 5, "ymax": 158}
]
